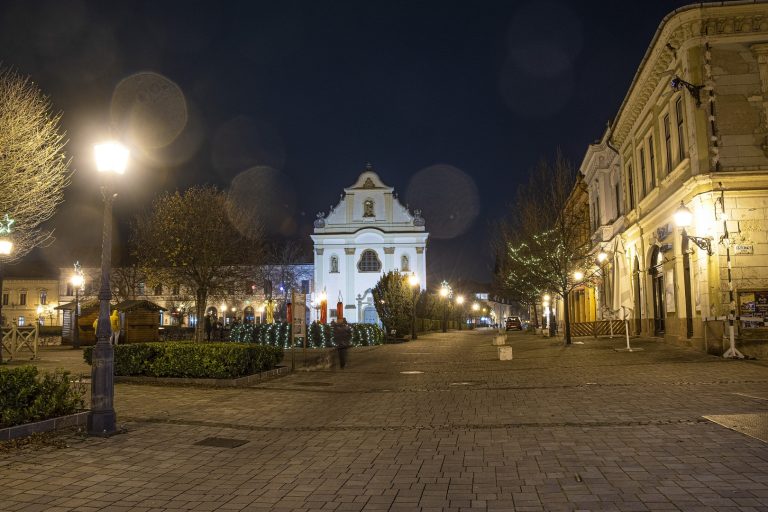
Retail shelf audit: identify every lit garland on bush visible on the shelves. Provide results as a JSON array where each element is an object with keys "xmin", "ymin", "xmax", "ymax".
[{"xmin": 233, "ymin": 321, "xmax": 384, "ymax": 349}]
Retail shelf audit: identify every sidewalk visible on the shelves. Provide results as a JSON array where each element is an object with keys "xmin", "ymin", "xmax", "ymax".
[{"xmin": 2, "ymin": 329, "xmax": 768, "ymax": 511}]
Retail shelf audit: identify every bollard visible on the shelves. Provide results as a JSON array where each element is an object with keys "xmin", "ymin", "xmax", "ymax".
[
  {"xmin": 492, "ymin": 335, "xmax": 506, "ymax": 346},
  {"xmin": 498, "ymin": 346, "xmax": 513, "ymax": 360}
]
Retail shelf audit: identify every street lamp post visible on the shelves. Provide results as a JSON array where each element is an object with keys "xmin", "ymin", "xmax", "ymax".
[
  {"xmin": 0, "ymin": 235, "xmax": 12, "ymax": 364},
  {"xmin": 88, "ymin": 140, "xmax": 128, "ymax": 436},
  {"xmin": 439, "ymin": 281, "xmax": 451, "ymax": 333},
  {"xmin": 455, "ymin": 295, "xmax": 465, "ymax": 330},
  {"xmin": 71, "ymin": 273, "xmax": 84, "ymax": 349},
  {"xmin": 408, "ymin": 273, "xmax": 419, "ymax": 340}
]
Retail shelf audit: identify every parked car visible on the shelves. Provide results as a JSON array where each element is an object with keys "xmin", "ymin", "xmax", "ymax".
[{"xmin": 506, "ymin": 316, "xmax": 523, "ymax": 331}]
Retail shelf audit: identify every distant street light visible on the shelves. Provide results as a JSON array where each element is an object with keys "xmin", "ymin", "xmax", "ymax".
[
  {"xmin": 472, "ymin": 303, "xmax": 480, "ymax": 311},
  {"xmin": 0, "ymin": 233, "xmax": 12, "ymax": 363},
  {"xmin": 71, "ymin": 273, "xmax": 84, "ymax": 349},
  {"xmin": 573, "ymin": 271, "xmax": 584, "ymax": 282},
  {"xmin": 88, "ymin": 140, "xmax": 129, "ymax": 436}
]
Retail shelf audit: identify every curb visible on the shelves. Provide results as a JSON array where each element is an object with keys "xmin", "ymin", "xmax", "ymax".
[
  {"xmin": 0, "ymin": 411, "xmax": 89, "ymax": 441},
  {"xmin": 114, "ymin": 365, "xmax": 291, "ymax": 387}
]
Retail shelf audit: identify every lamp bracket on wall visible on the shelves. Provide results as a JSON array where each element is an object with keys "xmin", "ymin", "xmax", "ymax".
[{"xmin": 671, "ymin": 76, "xmax": 704, "ymax": 107}]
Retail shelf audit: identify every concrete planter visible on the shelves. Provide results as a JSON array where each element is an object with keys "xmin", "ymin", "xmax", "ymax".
[
  {"xmin": 492, "ymin": 335, "xmax": 506, "ymax": 346},
  {"xmin": 114, "ymin": 365, "xmax": 290, "ymax": 387},
  {"xmin": 498, "ymin": 346, "xmax": 514, "ymax": 360},
  {"xmin": 0, "ymin": 411, "xmax": 89, "ymax": 441}
]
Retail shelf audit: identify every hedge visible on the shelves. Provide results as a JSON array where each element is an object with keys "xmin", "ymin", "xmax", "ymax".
[
  {"xmin": 0, "ymin": 366, "xmax": 84, "ymax": 429},
  {"xmin": 306, "ymin": 322, "xmax": 384, "ymax": 348},
  {"xmin": 84, "ymin": 342, "xmax": 283, "ymax": 379}
]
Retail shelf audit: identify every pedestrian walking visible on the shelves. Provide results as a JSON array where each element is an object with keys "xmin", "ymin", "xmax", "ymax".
[
  {"xmin": 204, "ymin": 314, "xmax": 213, "ymax": 341},
  {"xmin": 333, "ymin": 317, "xmax": 353, "ymax": 369}
]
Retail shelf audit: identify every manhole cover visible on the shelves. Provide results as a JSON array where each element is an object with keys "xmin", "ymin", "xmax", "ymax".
[
  {"xmin": 295, "ymin": 381, "xmax": 333, "ymax": 386},
  {"xmin": 400, "ymin": 371, "xmax": 424, "ymax": 375},
  {"xmin": 194, "ymin": 437, "xmax": 249, "ymax": 448},
  {"xmin": 704, "ymin": 413, "xmax": 768, "ymax": 443}
]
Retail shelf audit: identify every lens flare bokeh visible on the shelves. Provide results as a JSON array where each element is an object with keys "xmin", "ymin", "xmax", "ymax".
[
  {"xmin": 111, "ymin": 71, "xmax": 188, "ymax": 150},
  {"xmin": 405, "ymin": 164, "xmax": 479, "ymax": 240},
  {"xmin": 226, "ymin": 166, "xmax": 297, "ymax": 239}
]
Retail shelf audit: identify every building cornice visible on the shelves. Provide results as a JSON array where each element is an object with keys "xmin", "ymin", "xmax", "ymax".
[{"xmin": 612, "ymin": 1, "xmax": 768, "ymax": 147}]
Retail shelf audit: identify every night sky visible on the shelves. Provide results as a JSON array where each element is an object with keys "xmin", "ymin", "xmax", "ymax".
[{"xmin": 1, "ymin": 0, "xmax": 693, "ymax": 285}]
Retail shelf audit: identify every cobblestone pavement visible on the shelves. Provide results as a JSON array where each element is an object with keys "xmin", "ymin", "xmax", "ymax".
[{"xmin": 2, "ymin": 329, "xmax": 768, "ymax": 511}]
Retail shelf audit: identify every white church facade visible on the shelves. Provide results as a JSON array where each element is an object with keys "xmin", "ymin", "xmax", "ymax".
[{"xmin": 311, "ymin": 166, "xmax": 428, "ymax": 324}]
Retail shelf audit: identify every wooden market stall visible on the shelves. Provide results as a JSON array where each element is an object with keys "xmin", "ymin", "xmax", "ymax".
[{"xmin": 115, "ymin": 300, "xmax": 166, "ymax": 343}]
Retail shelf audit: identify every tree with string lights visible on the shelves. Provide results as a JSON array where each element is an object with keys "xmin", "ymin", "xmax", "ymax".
[{"xmin": 498, "ymin": 151, "xmax": 592, "ymax": 345}]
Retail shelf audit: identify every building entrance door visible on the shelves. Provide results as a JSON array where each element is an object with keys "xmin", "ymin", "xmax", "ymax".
[
  {"xmin": 363, "ymin": 306, "xmax": 379, "ymax": 325},
  {"xmin": 649, "ymin": 247, "xmax": 665, "ymax": 336}
]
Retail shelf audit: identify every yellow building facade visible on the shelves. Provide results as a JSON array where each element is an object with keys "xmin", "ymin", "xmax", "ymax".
[
  {"xmin": 582, "ymin": 2, "xmax": 768, "ymax": 354},
  {"xmin": 1, "ymin": 278, "xmax": 61, "ymax": 327}
]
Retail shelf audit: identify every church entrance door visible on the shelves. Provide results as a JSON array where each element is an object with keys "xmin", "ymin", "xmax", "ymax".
[{"xmin": 363, "ymin": 306, "xmax": 379, "ymax": 325}]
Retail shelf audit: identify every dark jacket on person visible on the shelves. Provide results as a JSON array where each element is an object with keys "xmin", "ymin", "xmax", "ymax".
[{"xmin": 333, "ymin": 320, "xmax": 353, "ymax": 348}]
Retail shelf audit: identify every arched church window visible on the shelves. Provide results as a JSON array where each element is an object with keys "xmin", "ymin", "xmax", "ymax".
[
  {"xmin": 330, "ymin": 255, "xmax": 339, "ymax": 273},
  {"xmin": 357, "ymin": 250, "xmax": 382, "ymax": 272},
  {"xmin": 401, "ymin": 254, "xmax": 410, "ymax": 272},
  {"xmin": 363, "ymin": 199, "xmax": 375, "ymax": 217}
]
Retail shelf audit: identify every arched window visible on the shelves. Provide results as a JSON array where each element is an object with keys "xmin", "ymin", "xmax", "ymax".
[
  {"xmin": 357, "ymin": 250, "xmax": 382, "ymax": 272},
  {"xmin": 330, "ymin": 255, "xmax": 339, "ymax": 273},
  {"xmin": 401, "ymin": 254, "xmax": 410, "ymax": 272}
]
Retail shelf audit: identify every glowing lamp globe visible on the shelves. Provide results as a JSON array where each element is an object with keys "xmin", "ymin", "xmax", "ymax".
[
  {"xmin": 597, "ymin": 251, "xmax": 608, "ymax": 263},
  {"xmin": 573, "ymin": 271, "xmax": 584, "ymax": 281},
  {"xmin": 94, "ymin": 141, "xmax": 129, "ymax": 174},
  {"xmin": 408, "ymin": 274, "xmax": 419, "ymax": 287},
  {"xmin": 71, "ymin": 274, "xmax": 84, "ymax": 288},
  {"xmin": 456, "ymin": 295, "xmax": 465, "ymax": 305},
  {"xmin": 674, "ymin": 201, "xmax": 693, "ymax": 228},
  {"xmin": 472, "ymin": 303, "xmax": 480, "ymax": 311},
  {"xmin": 0, "ymin": 238, "xmax": 12, "ymax": 255}
]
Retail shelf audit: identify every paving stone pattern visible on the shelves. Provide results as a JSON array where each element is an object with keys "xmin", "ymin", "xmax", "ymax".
[{"xmin": 2, "ymin": 330, "xmax": 768, "ymax": 511}]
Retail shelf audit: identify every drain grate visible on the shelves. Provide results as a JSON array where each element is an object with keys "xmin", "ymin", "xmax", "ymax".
[
  {"xmin": 194, "ymin": 437, "xmax": 249, "ymax": 448},
  {"xmin": 704, "ymin": 413, "xmax": 768, "ymax": 443},
  {"xmin": 294, "ymin": 381, "xmax": 333, "ymax": 386}
]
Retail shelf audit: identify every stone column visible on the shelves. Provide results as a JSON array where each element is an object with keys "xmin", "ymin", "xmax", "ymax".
[
  {"xmin": 344, "ymin": 248, "xmax": 355, "ymax": 316},
  {"xmin": 416, "ymin": 246, "xmax": 426, "ymax": 288},
  {"xmin": 383, "ymin": 246, "xmax": 395, "ymax": 271}
]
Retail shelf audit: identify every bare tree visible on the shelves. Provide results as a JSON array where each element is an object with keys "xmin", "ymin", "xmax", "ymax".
[
  {"xmin": 0, "ymin": 67, "xmax": 71, "ymax": 261},
  {"xmin": 133, "ymin": 186, "xmax": 260, "ymax": 341},
  {"xmin": 500, "ymin": 151, "xmax": 592, "ymax": 344},
  {"xmin": 258, "ymin": 239, "xmax": 312, "ymax": 319}
]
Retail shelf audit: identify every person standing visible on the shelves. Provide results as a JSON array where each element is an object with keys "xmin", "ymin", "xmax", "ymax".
[
  {"xmin": 204, "ymin": 314, "xmax": 213, "ymax": 341},
  {"xmin": 333, "ymin": 317, "xmax": 353, "ymax": 369}
]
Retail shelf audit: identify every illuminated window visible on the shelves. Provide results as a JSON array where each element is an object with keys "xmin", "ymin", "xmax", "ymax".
[
  {"xmin": 19, "ymin": 291, "xmax": 26, "ymax": 306},
  {"xmin": 357, "ymin": 250, "xmax": 382, "ymax": 272},
  {"xmin": 676, "ymin": 97, "xmax": 685, "ymax": 162},
  {"xmin": 663, "ymin": 114, "xmax": 672, "ymax": 173},
  {"xmin": 648, "ymin": 135, "xmax": 656, "ymax": 189},
  {"xmin": 626, "ymin": 163, "xmax": 635, "ymax": 210},
  {"xmin": 18, "ymin": 316, "xmax": 25, "ymax": 326},
  {"xmin": 639, "ymin": 148, "xmax": 647, "ymax": 198}
]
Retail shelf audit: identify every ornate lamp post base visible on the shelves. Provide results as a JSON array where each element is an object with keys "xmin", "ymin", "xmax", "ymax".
[{"xmin": 87, "ymin": 341, "xmax": 116, "ymax": 435}]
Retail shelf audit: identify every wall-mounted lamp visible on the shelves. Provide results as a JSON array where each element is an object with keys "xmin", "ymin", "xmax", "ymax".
[
  {"xmin": 671, "ymin": 76, "xmax": 703, "ymax": 107},
  {"xmin": 674, "ymin": 201, "xmax": 713, "ymax": 255}
]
